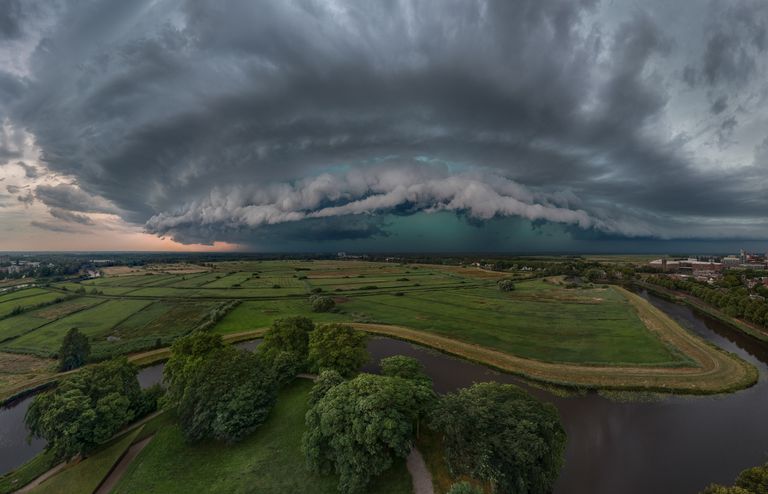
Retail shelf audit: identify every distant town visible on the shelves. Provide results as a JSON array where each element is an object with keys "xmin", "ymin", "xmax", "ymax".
[{"xmin": 647, "ymin": 250, "xmax": 768, "ymax": 286}]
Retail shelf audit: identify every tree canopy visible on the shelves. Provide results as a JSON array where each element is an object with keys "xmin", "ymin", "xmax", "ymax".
[
  {"xmin": 303, "ymin": 372, "xmax": 434, "ymax": 494},
  {"xmin": 259, "ymin": 316, "xmax": 314, "ymax": 364},
  {"xmin": 307, "ymin": 323, "xmax": 368, "ymax": 377},
  {"xmin": 57, "ymin": 327, "xmax": 91, "ymax": 371},
  {"xmin": 701, "ymin": 463, "xmax": 768, "ymax": 494},
  {"xmin": 430, "ymin": 382, "xmax": 566, "ymax": 494},
  {"xmin": 176, "ymin": 347, "xmax": 277, "ymax": 443},
  {"xmin": 164, "ymin": 332, "xmax": 277, "ymax": 443},
  {"xmin": 380, "ymin": 355, "xmax": 431, "ymax": 385},
  {"xmin": 26, "ymin": 359, "xmax": 147, "ymax": 461},
  {"xmin": 163, "ymin": 331, "xmax": 225, "ymax": 403}
]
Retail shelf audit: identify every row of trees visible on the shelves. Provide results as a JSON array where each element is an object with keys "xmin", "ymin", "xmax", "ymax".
[{"xmin": 647, "ymin": 276, "xmax": 768, "ymax": 328}]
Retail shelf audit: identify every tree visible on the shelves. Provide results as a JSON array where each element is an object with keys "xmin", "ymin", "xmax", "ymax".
[
  {"xmin": 307, "ymin": 324, "xmax": 368, "ymax": 377},
  {"xmin": 734, "ymin": 463, "xmax": 768, "ymax": 493},
  {"xmin": 430, "ymin": 382, "xmax": 566, "ymax": 494},
  {"xmin": 303, "ymin": 373, "xmax": 434, "ymax": 494},
  {"xmin": 26, "ymin": 359, "xmax": 144, "ymax": 461},
  {"xmin": 380, "ymin": 355, "xmax": 430, "ymax": 385},
  {"xmin": 163, "ymin": 331, "xmax": 225, "ymax": 403},
  {"xmin": 259, "ymin": 316, "xmax": 315, "ymax": 364},
  {"xmin": 58, "ymin": 327, "xmax": 91, "ymax": 371},
  {"xmin": 702, "ymin": 463, "xmax": 768, "ymax": 494},
  {"xmin": 497, "ymin": 279, "xmax": 516, "ymax": 292},
  {"xmin": 309, "ymin": 369, "xmax": 345, "ymax": 405},
  {"xmin": 311, "ymin": 295, "xmax": 336, "ymax": 312},
  {"xmin": 167, "ymin": 344, "xmax": 277, "ymax": 443}
]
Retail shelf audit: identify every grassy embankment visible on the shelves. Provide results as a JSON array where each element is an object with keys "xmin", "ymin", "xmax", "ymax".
[
  {"xmin": 111, "ymin": 380, "xmax": 412, "ymax": 494},
  {"xmin": 636, "ymin": 280, "xmax": 768, "ymax": 343}
]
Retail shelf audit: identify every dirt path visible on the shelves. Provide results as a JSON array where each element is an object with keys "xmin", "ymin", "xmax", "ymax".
[
  {"xmin": 407, "ymin": 448, "xmax": 434, "ymax": 494},
  {"xmin": 93, "ymin": 435, "xmax": 154, "ymax": 494},
  {"xmin": 14, "ymin": 461, "xmax": 70, "ymax": 493}
]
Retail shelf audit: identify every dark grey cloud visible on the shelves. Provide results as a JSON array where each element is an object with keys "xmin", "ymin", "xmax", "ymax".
[
  {"xmin": 48, "ymin": 207, "xmax": 94, "ymax": 225},
  {"xmin": 30, "ymin": 220, "xmax": 85, "ymax": 233},
  {"xmin": 1, "ymin": 0, "xmax": 767, "ymax": 247},
  {"xmin": 700, "ymin": 1, "xmax": 768, "ymax": 87},
  {"xmin": 0, "ymin": 0, "xmax": 24, "ymax": 40},
  {"xmin": 34, "ymin": 183, "xmax": 117, "ymax": 213}
]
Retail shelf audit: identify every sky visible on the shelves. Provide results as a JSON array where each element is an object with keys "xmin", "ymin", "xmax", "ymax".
[{"xmin": 0, "ymin": 0, "xmax": 767, "ymax": 253}]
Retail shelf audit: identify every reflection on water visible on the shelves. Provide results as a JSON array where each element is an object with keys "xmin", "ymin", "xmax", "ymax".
[{"xmin": 1, "ymin": 294, "xmax": 766, "ymax": 494}]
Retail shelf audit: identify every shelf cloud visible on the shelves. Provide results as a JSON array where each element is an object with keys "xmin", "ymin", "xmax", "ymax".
[{"xmin": 0, "ymin": 0, "xmax": 767, "ymax": 250}]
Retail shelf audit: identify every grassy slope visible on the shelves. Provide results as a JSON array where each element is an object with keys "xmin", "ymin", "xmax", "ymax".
[
  {"xmin": 113, "ymin": 380, "xmax": 412, "ymax": 494},
  {"xmin": 29, "ymin": 427, "xmax": 142, "ymax": 494}
]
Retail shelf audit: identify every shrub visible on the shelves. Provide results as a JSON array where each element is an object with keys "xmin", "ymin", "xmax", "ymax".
[
  {"xmin": 497, "ymin": 279, "xmax": 515, "ymax": 292},
  {"xmin": 310, "ymin": 295, "xmax": 335, "ymax": 313}
]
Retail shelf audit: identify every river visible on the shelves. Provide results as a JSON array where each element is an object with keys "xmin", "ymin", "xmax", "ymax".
[{"xmin": 1, "ymin": 291, "xmax": 766, "ymax": 493}]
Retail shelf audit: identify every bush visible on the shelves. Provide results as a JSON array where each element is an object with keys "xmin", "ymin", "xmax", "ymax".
[
  {"xmin": 497, "ymin": 279, "xmax": 515, "ymax": 292},
  {"xmin": 310, "ymin": 295, "xmax": 335, "ymax": 313}
]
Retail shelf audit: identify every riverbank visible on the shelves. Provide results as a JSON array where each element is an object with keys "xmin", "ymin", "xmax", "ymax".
[
  {"xmin": 349, "ymin": 287, "xmax": 758, "ymax": 395},
  {"xmin": 635, "ymin": 281, "xmax": 768, "ymax": 343},
  {"xmin": 0, "ymin": 329, "xmax": 267, "ymax": 406}
]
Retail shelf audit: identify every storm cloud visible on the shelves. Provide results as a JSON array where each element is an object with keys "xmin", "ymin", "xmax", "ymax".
[{"xmin": 0, "ymin": 0, "xmax": 767, "ymax": 249}]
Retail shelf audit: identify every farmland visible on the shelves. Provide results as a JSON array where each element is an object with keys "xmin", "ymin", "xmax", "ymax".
[{"xmin": 0, "ymin": 259, "xmax": 756, "ymax": 395}]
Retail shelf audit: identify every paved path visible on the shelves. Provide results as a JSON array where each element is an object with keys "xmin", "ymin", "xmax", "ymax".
[
  {"xmin": 407, "ymin": 447, "xmax": 434, "ymax": 494},
  {"xmin": 93, "ymin": 435, "xmax": 154, "ymax": 494}
]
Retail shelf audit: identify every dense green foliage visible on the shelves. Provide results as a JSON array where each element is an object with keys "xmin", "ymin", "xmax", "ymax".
[
  {"xmin": 311, "ymin": 295, "xmax": 336, "ymax": 312},
  {"xmin": 701, "ymin": 463, "xmax": 768, "ymax": 494},
  {"xmin": 112, "ymin": 380, "xmax": 412, "ymax": 494},
  {"xmin": 57, "ymin": 327, "xmax": 91, "ymax": 371},
  {"xmin": 431, "ymin": 382, "xmax": 566, "ymax": 494},
  {"xmin": 303, "ymin": 372, "xmax": 434, "ymax": 494},
  {"xmin": 164, "ymin": 332, "xmax": 277, "ymax": 443},
  {"xmin": 497, "ymin": 279, "xmax": 516, "ymax": 292},
  {"xmin": 259, "ymin": 316, "xmax": 315, "ymax": 364},
  {"xmin": 380, "ymin": 355, "xmax": 431, "ymax": 385},
  {"xmin": 307, "ymin": 323, "xmax": 368, "ymax": 377},
  {"xmin": 163, "ymin": 331, "xmax": 225, "ymax": 403},
  {"xmin": 648, "ymin": 276, "xmax": 768, "ymax": 328},
  {"xmin": 25, "ymin": 359, "xmax": 150, "ymax": 461}
]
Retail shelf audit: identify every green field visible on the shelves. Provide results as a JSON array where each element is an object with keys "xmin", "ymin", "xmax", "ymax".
[
  {"xmin": 338, "ymin": 281, "xmax": 685, "ymax": 365},
  {"xmin": 0, "ymin": 261, "xmax": 693, "ymax": 367},
  {"xmin": 112, "ymin": 380, "xmax": 412, "ymax": 494},
  {"xmin": 2, "ymin": 299, "xmax": 150, "ymax": 356}
]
